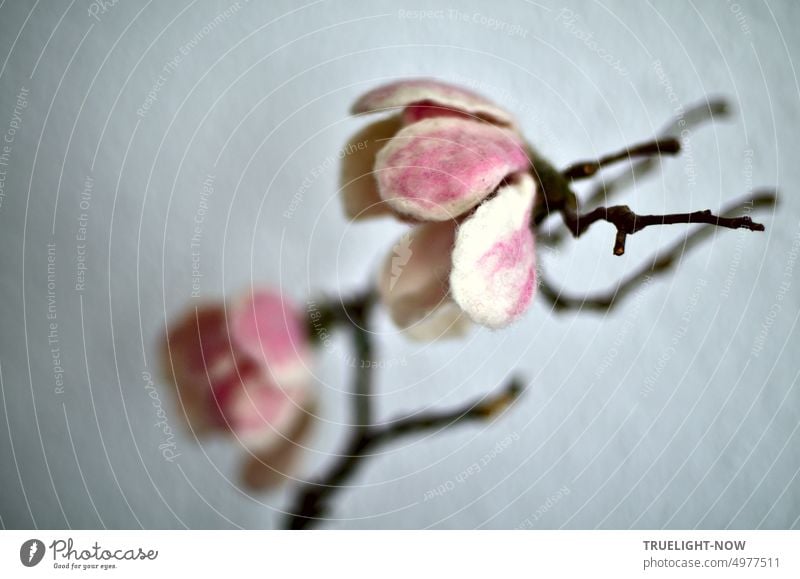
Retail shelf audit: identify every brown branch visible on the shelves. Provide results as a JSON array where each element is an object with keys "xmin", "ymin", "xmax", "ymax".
[
  {"xmin": 530, "ymin": 98, "xmax": 763, "ymax": 258},
  {"xmin": 562, "ymin": 137, "xmax": 681, "ymax": 181},
  {"xmin": 372, "ymin": 379, "xmax": 522, "ymax": 443},
  {"xmin": 306, "ymin": 289, "xmax": 376, "ymax": 341},
  {"xmin": 289, "ymin": 289, "xmax": 524, "ymax": 529},
  {"xmin": 543, "ymin": 97, "xmax": 731, "ymax": 247},
  {"xmin": 538, "ymin": 191, "xmax": 777, "ymax": 312},
  {"xmin": 581, "ymin": 97, "xmax": 730, "ymax": 207},
  {"xmin": 565, "ymin": 203, "xmax": 765, "ymax": 256},
  {"xmin": 531, "ymin": 152, "xmax": 766, "ymax": 256},
  {"xmin": 283, "ymin": 377, "xmax": 523, "ymax": 530},
  {"xmin": 281, "ymin": 96, "xmax": 767, "ymax": 531},
  {"xmin": 350, "ymin": 302, "xmax": 374, "ymax": 433}
]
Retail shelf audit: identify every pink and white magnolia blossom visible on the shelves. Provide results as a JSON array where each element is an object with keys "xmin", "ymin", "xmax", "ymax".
[
  {"xmin": 163, "ymin": 289, "xmax": 313, "ymax": 489},
  {"xmin": 341, "ymin": 78, "xmax": 538, "ymax": 339}
]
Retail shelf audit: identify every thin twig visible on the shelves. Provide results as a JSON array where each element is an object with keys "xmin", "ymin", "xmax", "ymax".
[
  {"xmin": 283, "ymin": 375, "xmax": 524, "ymax": 529},
  {"xmin": 544, "ymin": 98, "xmax": 731, "ymax": 247},
  {"xmin": 531, "ymin": 100, "xmax": 762, "ymax": 257},
  {"xmin": 562, "ymin": 137, "xmax": 681, "ymax": 181},
  {"xmin": 538, "ymin": 191, "xmax": 777, "ymax": 311},
  {"xmin": 350, "ymin": 303, "xmax": 374, "ymax": 433},
  {"xmin": 282, "ymin": 96, "xmax": 767, "ymax": 531},
  {"xmin": 372, "ymin": 379, "xmax": 523, "ymax": 444},
  {"xmin": 582, "ymin": 97, "xmax": 730, "ymax": 208},
  {"xmin": 565, "ymin": 203, "xmax": 765, "ymax": 256}
]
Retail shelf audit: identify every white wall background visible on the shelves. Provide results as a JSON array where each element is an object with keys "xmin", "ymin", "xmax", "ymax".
[{"xmin": 0, "ymin": 0, "xmax": 798, "ymax": 529}]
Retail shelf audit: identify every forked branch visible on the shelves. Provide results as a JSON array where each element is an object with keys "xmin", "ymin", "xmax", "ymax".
[
  {"xmin": 564, "ymin": 202, "xmax": 765, "ymax": 256},
  {"xmin": 285, "ymin": 96, "xmax": 770, "ymax": 530},
  {"xmin": 284, "ymin": 370, "xmax": 523, "ymax": 529},
  {"xmin": 288, "ymin": 293, "xmax": 524, "ymax": 529},
  {"xmin": 531, "ymin": 97, "xmax": 766, "ymax": 256},
  {"xmin": 538, "ymin": 191, "xmax": 777, "ymax": 311}
]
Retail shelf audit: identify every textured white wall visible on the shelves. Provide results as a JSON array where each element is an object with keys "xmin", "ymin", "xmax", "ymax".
[{"xmin": 0, "ymin": 0, "xmax": 798, "ymax": 529}]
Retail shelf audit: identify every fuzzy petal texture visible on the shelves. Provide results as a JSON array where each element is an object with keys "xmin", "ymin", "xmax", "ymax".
[
  {"xmin": 403, "ymin": 300, "xmax": 470, "ymax": 341},
  {"xmin": 163, "ymin": 290, "xmax": 315, "ymax": 489},
  {"xmin": 163, "ymin": 290, "xmax": 313, "ymax": 439},
  {"xmin": 163, "ymin": 306, "xmax": 235, "ymax": 434},
  {"xmin": 240, "ymin": 405, "xmax": 314, "ymax": 490},
  {"xmin": 352, "ymin": 78, "xmax": 514, "ymax": 126},
  {"xmin": 378, "ymin": 221, "xmax": 470, "ymax": 340},
  {"xmin": 339, "ymin": 115, "xmax": 402, "ymax": 220},
  {"xmin": 375, "ymin": 118, "xmax": 529, "ymax": 221},
  {"xmin": 230, "ymin": 289, "xmax": 309, "ymax": 387},
  {"xmin": 401, "ymin": 103, "xmax": 473, "ymax": 125},
  {"xmin": 450, "ymin": 173, "xmax": 537, "ymax": 328},
  {"xmin": 227, "ymin": 374, "xmax": 311, "ymax": 451}
]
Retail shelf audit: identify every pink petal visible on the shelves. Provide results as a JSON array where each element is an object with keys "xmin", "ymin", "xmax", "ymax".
[
  {"xmin": 450, "ymin": 173, "xmax": 537, "ymax": 328},
  {"xmin": 339, "ymin": 116, "xmax": 401, "ymax": 220},
  {"xmin": 166, "ymin": 307, "xmax": 230, "ymax": 378},
  {"xmin": 230, "ymin": 289, "xmax": 309, "ymax": 387},
  {"xmin": 401, "ymin": 104, "xmax": 472, "ymax": 125},
  {"xmin": 163, "ymin": 290, "xmax": 312, "ymax": 434},
  {"xmin": 163, "ymin": 291, "xmax": 316, "ymax": 488},
  {"xmin": 240, "ymin": 403, "xmax": 314, "ymax": 490},
  {"xmin": 163, "ymin": 306, "xmax": 235, "ymax": 433},
  {"xmin": 225, "ymin": 376, "xmax": 310, "ymax": 448},
  {"xmin": 352, "ymin": 78, "xmax": 514, "ymax": 126},
  {"xmin": 378, "ymin": 221, "xmax": 470, "ymax": 340},
  {"xmin": 375, "ymin": 118, "xmax": 529, "ymax": 221}
]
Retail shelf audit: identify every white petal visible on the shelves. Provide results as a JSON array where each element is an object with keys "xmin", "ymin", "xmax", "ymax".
[
  {"xmin": 352, "ymin": 78, "xmax": 514, "ymax": 126},
  {"xmin": 239, "ymin": 391, "xmax": 315, "ymax": 490},
  {"xmin": 378, "ymin": 221, "xmax": 470, "ymax": 340},
  {"xmin": 450, "ymin": 173, "xmax": 537, "ymax": 328},
  {"xmin": 404, "ymin": 300, "xmax": 471, "ymax": 341}
]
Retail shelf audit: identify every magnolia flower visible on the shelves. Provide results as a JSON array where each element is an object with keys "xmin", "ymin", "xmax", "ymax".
[
  {"xmin": 163, "ymin": 289, "xmax": 314, "ymax": 489},
  {"xmin": 341, "ymin": 79, "xmax": 537, "ymax": 339}
]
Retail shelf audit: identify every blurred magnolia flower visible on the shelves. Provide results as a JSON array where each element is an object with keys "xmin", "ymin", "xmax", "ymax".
[
  {"xmin": 341, "ymin": 79, "xmax": 537, "ymax": 339},
  {"xmin": 163, "ymin": 289, "xmax": 314, "ymax": 489}
]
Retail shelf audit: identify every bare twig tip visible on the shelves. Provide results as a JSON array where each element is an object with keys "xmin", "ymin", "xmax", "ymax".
[{"xmin": 476, "ymin": 379, "xmax": 525, "ymax": 418}]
